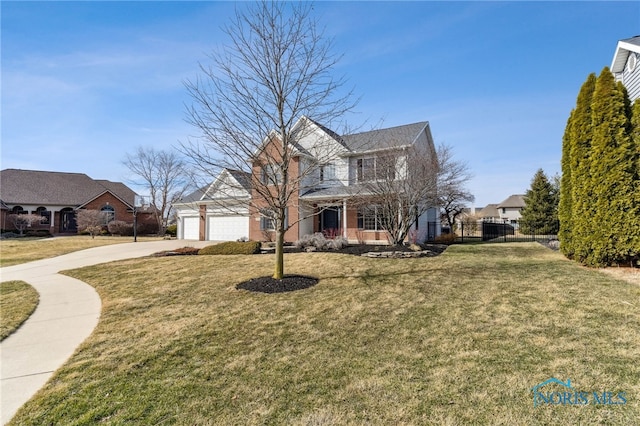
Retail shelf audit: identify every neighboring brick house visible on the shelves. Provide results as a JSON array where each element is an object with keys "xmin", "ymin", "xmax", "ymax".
[
  {"xmin": 0, "ymin": 169, "xmax": 155, "ymax": 234},
  {"xmin": 612, "ymin": 35, "xmax": 640, "ymax": 103},
  {"xmin": 176, "ymin": 117, "xmax": 441, "ymax": 244}
]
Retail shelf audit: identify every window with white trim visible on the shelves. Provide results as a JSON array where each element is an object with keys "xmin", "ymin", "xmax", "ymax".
[
  {"xmin": 319, "ymin": 163, "xmax": 336, "ymax": 182},
  {"xmin": 259, "ymin": 208, "xmax": 288, "ymax": 230},
  {"xmin": 357, "ymin": 206, "xmax": 386, "ymax": 231},
  {"xmin": 261, "ymin": 164, "xmax": 283, "ymax": 186},
  {"xmin": 36, "ymin": 206, "xmax": 50, "ymax": 224},
  {"xmin": 101, "ymin": 205, "xmax": 115, "ymax": 224},
  {"xmin": 356, "ymin": 155, "xmax": 396, "ymax": 182}
]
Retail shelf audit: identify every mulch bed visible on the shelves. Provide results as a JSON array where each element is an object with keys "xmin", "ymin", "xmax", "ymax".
[
  {"xmin": 336, "ymin": 243, "xmax": 448, "ymax": 256},
  {"xmin": 236, "ymin": 275, "xmax": 319, "ymax": 294}
]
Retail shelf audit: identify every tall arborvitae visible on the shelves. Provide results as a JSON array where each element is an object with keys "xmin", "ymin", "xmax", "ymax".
[
  {"xmin": 585, "ymin": 68, "xmax": 637, "ymax": 266},
  {"xmin": 520, "ymin": 169, "xmax": 558, "ymax": 235},
  {"xmin": 629, "ymin": 100, "xmax": 640, "ymax": 265},
  {"xmin": 558, "ymin": 113, "xmax": 574, "ymax": 257},
  {"xmin": 566, "ymin": 73, "xmax": 596, "ymax": 262}
]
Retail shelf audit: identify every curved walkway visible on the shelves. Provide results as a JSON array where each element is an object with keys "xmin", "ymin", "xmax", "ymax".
[{"xmin": 0, "ymin": 239, "xmax": 212, "ymax": 425}]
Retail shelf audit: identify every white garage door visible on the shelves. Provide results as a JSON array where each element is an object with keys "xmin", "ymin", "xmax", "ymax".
[
  {"xmin": 182, "ymin": 217, "xmax": 200, "ymax": 240},
  {"xmin": 208, "ymin": 216, "xmax": 249, "ymax": 241}
]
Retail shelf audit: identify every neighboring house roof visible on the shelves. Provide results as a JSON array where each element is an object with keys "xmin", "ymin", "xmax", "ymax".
[
  {"xmin": 611, "ymin": 35, "xmax": 640, "ymax": 73},
  {"xmin": 341, "ymin": 121, "xmax": 430, "ymax": 153},
  {"xmin": 478, "ymin": 204, "xmax": 500, "ymax": 219},
  {"xmin": 0, "ymin": 169, "xmax": 136, "ymax": 207},
  {"xmin": 497, "ymin": 194, "xmax": 526, "ymax": 209}
]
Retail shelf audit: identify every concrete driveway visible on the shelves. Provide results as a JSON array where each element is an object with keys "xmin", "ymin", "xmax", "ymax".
[{"xmin": 0, "ymin": 239, "xmax": 212, "ymax": 425}]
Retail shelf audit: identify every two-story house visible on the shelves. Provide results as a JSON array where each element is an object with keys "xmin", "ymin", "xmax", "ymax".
[
  {"xmin": 612, "ymin": 35, "xmax": 640, "ymax": 103},
  {"xmin": 496, "ymin": 194, "xmax": 525, "ymax": 225},
  {"xmin": 175, "ymin": 117, "xmax": 440, "ymax": 244}
]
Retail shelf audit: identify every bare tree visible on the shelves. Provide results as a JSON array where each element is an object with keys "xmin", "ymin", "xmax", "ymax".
[
  {"xmin": 123, "ymin": 147, "xmax": 191, "ymax": 234},
  {"xmin": 353, "ymin": 141, "xmax": 439, "ymax": 245},
  {"xmin": 437, "ymin": 144, "xmax": 475, "ymax": 231},
  {"xmin": 76, "ymin": 209, "xmax": 106, "ymax": 239},
  {"xmin": 8, "ymin": 214, "xmax": 46, "ymax": 236},
  {"xmin": 182, "ymin": 1, "xmax": 356, "ymax": 279}
]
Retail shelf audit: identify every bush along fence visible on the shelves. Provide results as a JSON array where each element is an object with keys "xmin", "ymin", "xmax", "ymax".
[{"xmin": 437, "ymin": 220, "xmax": 559, "ymax": 244}]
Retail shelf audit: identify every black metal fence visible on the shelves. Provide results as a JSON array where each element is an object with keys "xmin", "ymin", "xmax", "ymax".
[
  {"xmin": 456, "ymin": 220, "xmax": 559, "ymax": 243},
  {"xmin": 429, "ymin": 220, "xmax": 559, "ymax": 244}
]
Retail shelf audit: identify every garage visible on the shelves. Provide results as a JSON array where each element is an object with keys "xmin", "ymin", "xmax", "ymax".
[
  {"xmin": 182, "ymin": 216, "xmax": 200, "ymax": 240},
  {"xmin": 207, "ymin": 215, "xmax": 249, "ymax": 241}
]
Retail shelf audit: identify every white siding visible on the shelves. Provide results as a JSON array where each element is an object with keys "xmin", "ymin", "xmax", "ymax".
[{"xmin": 614, "ymin": 52, "xmax": 640, "ymax": 102}]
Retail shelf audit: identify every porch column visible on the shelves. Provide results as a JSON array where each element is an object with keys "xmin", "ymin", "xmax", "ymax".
[{"xmin": 342, "ymin": 199, "xmax": 348, "ymax": 238}]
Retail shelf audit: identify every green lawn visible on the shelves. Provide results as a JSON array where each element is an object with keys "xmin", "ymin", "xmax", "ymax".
[
  {"xmin": 0, "ymin": 236, "xmax": 163, "ymax": 267},
  {"xmin": 9, "ymin": 243, "xmax": 639, "ymax": 425},
  {"xmin": 0, "ymin": 280, "xmax": 39, "ymax": 341}
]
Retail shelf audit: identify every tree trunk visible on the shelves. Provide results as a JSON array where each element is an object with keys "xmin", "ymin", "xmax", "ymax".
[{"xmin": 273, "ymin": 228, "xmax": 285, "ymax": 279}]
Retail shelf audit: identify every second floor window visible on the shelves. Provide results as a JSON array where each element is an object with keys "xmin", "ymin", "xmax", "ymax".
[
  {"xmin": 319, "ymin": 163, "xmax": 335, "ymax": 182},
  {"xmin": 357, "ymin": 155, "xmax": 396, "ymax": 182},
  {"xmin": 261, "ymin": 164, "xmax": 283, "ymax": 186},
  {"xmin": 357, "ymin": 158, "xmax": 375, "ymax": 182}
]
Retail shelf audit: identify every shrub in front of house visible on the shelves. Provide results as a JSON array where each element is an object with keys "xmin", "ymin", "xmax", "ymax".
[
  {"xmin": 198, "ymin": 241, "xmax": 261, "ymax": 255},
  {"xmin": 165, "ymin": 224, "xmax": 177, "ymax": 237},
  {"xmin": 295, "ymin": 233, "xmax": 348, "ymax": 250},
  {"xmin": 136, "ymin": 221, "xmax": 159, "ymax": 236},
  {"xmin": 108, "ymin": 221, "xmax": 134, "ymax": 236},
  {"xmin": 434, "ymin": 233, "xmax": 457, "ymax": 244}
]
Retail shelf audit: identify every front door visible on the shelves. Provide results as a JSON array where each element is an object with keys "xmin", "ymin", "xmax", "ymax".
[
  {"xmin": 60, "ymin": 208, "xmax": 77, "ymax": 233},
  {"xmin": 320, "ymin": 207, "xmax": 340, "ymax": 234}
]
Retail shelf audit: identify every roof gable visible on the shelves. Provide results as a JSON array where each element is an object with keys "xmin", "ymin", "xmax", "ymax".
[
  {"xmin": 203, "ymin": 168, "xmax": 251, "ymax": 200},
  {"xmin": 611, "ymin": 35, "xmax": 640, "ymax": 73}
]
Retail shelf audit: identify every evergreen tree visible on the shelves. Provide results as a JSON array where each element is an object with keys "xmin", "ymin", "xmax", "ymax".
[
  {"xmin": 585, "ymin": 68, "xmax": 638, "ymax": 266},
  {"xmin": 566, "ymin": 73, "xmax": 596, "ymax": 261},
  {"xmin": 520, "ymin": 169, "xmax": 558, "ymax": 235},
  {"xmin": 558, "ymin": 113, "xmax": 574, "ymax": 257}
]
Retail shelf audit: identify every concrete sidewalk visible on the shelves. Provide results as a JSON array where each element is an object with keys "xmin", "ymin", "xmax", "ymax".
[{"xmin": 0, "ymin": 239, "xmax": 212, "ymax": 425}]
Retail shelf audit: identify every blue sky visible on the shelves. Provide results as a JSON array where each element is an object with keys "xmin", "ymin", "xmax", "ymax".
[{"xmin": 2, "ymin": 1, "xmax": 639, "ymax": 207}]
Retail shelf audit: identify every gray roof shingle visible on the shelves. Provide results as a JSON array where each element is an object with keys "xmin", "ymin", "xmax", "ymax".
[
  {"xmin": 341, "ymin": 122, "xmax": 429, "ymax": 153},
  {"xmin": 0, "ymin": 169, "xmax": 136, "ymax": 207}
]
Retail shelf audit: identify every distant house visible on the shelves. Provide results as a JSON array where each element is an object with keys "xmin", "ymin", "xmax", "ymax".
[
  {"xmin": 476, "ymin": 204, "xmax": 500, "ymax": 223},
  {"xmin": 0, "ymin": 169, "xmax": 154, "ymax": 234},
  {"xmin": 496, "ymin": 194, "xmax": 525, "ymax": 224},
  {"xmin": 175, "ymin": 117, "xmax": 441, "ymax": 243},
  {"xmin": 476, "ymin": 195, "xmax": 525, "ymax": 225},
  {"xmin": 612, "ymin": 35, "xmax": 640, "ymax": 102}
]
